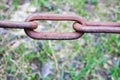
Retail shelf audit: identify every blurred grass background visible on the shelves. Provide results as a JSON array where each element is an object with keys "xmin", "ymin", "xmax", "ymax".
[{"xmin": 0, "ymin": 0, "xmax": 120, "ymax": 80}]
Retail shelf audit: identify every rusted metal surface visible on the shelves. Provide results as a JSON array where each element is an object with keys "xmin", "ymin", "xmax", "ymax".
[
  {"xmin": 0, "ymin": 21, "xmax": 37, "ymax": 29},
  {"xmin": 25, "ymin": 31, "xmax": 83, "ymax": 40},
  {"xmin": 25, "ymin": 14, "xmax": 85, "ymax": 24},
  {"xmin": 24, "ymin": 14, "xmax": 84, "ymax": 40},
  {"xmin": 85, "ymin": 22, "xmax": 120, "ymax": 27},
  {"xmin": 0, "ymin": 13, "xmax": 120, "ymax": 40},
  {"xmin": 73, "ymin": 22, "xmax": 120, "ymax": 33}
]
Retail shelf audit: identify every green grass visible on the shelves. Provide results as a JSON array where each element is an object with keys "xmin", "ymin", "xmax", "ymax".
[
  {"xmin": 31, "ymin": 0, "xmax": 52, "ymax": 10},
  {"xmin": 89, "ymin": 0, "xmax": 98, "ymax": 5},
  {"xmin": 0, "ymin": 0, "xmax": 120, "ymax": 80},
  {"xmin": 108, "ymin": 57, "xmax": 120, "ymax": 80},
  {"xmin": 13, "ymin": 0, "xmax": 19, "ymax": 10},
  {"xmin": 114, "ymin": 6, "xmax": 120, "ymax": 21},
  {"xmin": 68, "ymin": 0, "xmax": 88, "ymax": 16}
]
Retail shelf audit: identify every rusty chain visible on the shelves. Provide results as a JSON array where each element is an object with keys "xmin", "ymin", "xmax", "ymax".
[{"xmin": 0, "ymin": 14, "xmax": 120, "ymax": 40}]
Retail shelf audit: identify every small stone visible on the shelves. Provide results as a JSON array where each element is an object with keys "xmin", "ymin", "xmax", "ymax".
[
  {"xmin": 41, "ymin": 61, "xmax": 53, "ymax": 78},
  {"xmin": 107, "ymin": 60, "xmax": 113, "ymax": 65}
]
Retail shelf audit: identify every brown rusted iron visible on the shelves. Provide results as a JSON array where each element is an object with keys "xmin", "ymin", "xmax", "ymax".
[
  {"xmin": 24, "ymin": 14, "xmax": 84, "ymax": 40},
  {"xmin": 0, "ymin": 13, "xmax": 120, "ymax": 40},
  {"xmin": 73, "ymin": 22, "xmax": 120, "ymax": 33},
  {"xmin": 0, "ymin": 21, "xmax": 37, "ymax": 29},
  {"xmin": 25, "ymin": 31, "xmax": 83, "ymax": 40},
  {"xmin": 85, "ymin": 22, "xmax": 120, "ymax": 27}
]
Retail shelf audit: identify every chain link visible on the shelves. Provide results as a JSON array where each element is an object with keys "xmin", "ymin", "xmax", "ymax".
[
  {"xmin": 0, "ymin": 14, "xmax": 120, "ymax": 40},
  {"xmin": 24, "ymin": 14, "xmax": 84, "ymax": 40},
  {"xmin": 73, "ymin": 22, "xmax": 120, "ymax": 33},
  {"xmin": 0, "ymin": 21, "xmax": 37, "ymax": 29}
]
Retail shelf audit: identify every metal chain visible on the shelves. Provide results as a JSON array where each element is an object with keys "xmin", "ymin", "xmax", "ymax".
[{"xmin": 0, "ymin": 14, "xmax": 120, "ymax": 40}]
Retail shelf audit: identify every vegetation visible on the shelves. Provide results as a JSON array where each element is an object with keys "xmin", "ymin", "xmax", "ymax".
[{"xmin": 0, "ymin": 0, "xmax": 120, "ymax": 80}]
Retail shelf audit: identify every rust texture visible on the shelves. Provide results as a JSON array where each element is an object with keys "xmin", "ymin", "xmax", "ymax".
[
  {"xmin": 73, "ymin": 22, "xmax": 120, "ymax": 33},
  {"xmin": 24, "ymin": 14, "xmax": 84, "ymax": 40},
  {"xmin": 0, "ymin": 21, "xmax": 37, "ymax": 29},
  {"xmin": 0, "ymin": 14, "xmax": 120, "ymax": 40}
]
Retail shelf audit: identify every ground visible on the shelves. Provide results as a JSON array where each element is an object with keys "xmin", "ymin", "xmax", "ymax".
[{"xmin": 0, "ymin": 0, "xmax": 120, "ymax": 80}]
